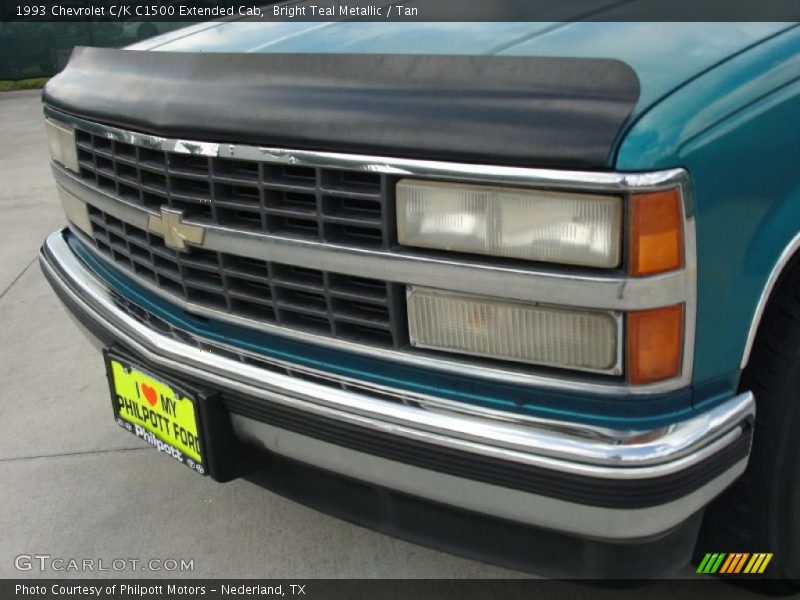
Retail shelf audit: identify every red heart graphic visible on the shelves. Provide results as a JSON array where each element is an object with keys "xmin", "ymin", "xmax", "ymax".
[{"xmin": 142, "ymin": 384, "xmax": 158, "ymax": 407}]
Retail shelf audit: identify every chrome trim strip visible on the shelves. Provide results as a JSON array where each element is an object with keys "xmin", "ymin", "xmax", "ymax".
[
  {"xmin": 741, "ymin": 231, "xmax": 800, "ymax": 369},
  {"xmin": 47, "ymin": 106, "xmax": 686, "ymax": 192},
  {"xmin": 676, "ymin": 177, "xmax": 697, "ymax": 396},
  {"xmin": 46, "ymin": 107, "xmax": 697, "ymax": 393},
  {"xmin": 230, "ymin": 418, "xmax": 748, "ymax": 539},
  {"xmin": 41, "ymin": 229, "xmax": 750, "ymax": 476}
]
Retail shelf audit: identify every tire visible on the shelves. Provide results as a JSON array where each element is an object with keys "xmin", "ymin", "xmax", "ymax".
[{"xmin": 695, "ymin": 258, "xmax": 800, "ymax": 591}]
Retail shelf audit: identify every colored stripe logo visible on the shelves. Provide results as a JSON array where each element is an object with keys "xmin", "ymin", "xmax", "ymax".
[{"xmin": 697, "ymin": 553, "xmax": 773, "ymax": 574}]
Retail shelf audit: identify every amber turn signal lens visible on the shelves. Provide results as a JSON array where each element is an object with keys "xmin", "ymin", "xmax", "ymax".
[
  {"xmin": 629, "ymin": 189, "xmax": 684, "ymax": 276},
  {"xmin": 627, "ymin": 305, "xmax": 683, "ymax": 384}
]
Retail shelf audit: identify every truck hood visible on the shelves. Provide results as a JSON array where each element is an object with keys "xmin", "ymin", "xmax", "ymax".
[
  {"xmin": 45, "ymin": 47, "xmax": 640, "ymax": 168},
  {"xmin": 48, "ymin": 20, "xmax": 791, "ymax": 170},
  {"xmin": 132, "ymin": 20, "xmax": 793, "ymax": 120}
]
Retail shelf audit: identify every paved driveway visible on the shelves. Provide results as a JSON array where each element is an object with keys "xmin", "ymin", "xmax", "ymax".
[{"xmin": 0, "ymin": 90, "xmax": 757, "ymax": 593}]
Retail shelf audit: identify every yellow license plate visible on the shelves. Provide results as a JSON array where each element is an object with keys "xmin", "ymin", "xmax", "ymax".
[{"xmin": 106, "ymin": 356, "xmax": 206, "ymax": 475}]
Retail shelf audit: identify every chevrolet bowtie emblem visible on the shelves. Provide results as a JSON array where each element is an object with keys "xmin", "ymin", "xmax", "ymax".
[{"xmin": 147, "ymin": 208, "xmax": 205, "ymax": 252}]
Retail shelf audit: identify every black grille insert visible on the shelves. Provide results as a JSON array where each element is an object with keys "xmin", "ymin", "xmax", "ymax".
[
  {"xmin": 75, "ymin": 129, "xmax": 392, "ymax": 249},
  {"xmin": 85, "ymin": 206, "xmax": 406, "ymax": 348}
]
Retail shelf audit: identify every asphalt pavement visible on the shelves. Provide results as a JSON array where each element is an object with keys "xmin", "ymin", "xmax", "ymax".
[{"xmin": 0, "ymin": 89, "xmax": 762, "ymax": 593}]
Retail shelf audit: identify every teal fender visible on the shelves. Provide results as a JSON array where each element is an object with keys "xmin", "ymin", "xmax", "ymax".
[{"xmin": 616, "ymin": 26, "xmax": 800, "ymax": 403}]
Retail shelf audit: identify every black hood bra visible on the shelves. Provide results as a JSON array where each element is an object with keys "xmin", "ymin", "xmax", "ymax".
[{"xmin": 44, "ymin": 47, "xmax": 640, "ymax": 169}]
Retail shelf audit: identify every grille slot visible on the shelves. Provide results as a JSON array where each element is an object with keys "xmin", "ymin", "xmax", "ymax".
[
  {"xmin": 76, "ymin": 131, "xmax": 392, "ymax": 249},
  {"xmin": 85, "ymin": 206, "xmax": 405, "ymax": 348}
]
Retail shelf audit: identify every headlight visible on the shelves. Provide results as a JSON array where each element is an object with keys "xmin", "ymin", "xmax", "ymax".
[
  {"xmin": 45, "ymin": 117, "xmax": 79, "ymax": 173},
  {"xmin": 407, "ymin": 287, "xmax": 619, "ymax": 372},
  {"xmin": 57, "ymin": 185, "xmax": 93, "ymax": 237},
  {"xmin": 397, "ymin": 179, "xmax": 622, "ymax": 268}
]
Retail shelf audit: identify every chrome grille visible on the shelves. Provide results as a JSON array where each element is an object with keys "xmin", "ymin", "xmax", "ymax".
[
  {"xmin": 74, "ymin": 129, "xmax": 391, "ymax": 249},
  {"xmin": 85, "ymin": 205, "xmax": 407, "ymax": 348}
]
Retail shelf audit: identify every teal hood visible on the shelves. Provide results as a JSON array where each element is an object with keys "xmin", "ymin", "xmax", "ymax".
[{"xmin": 131, "ymin": 21, "xmax": 793, "ymax": 123}]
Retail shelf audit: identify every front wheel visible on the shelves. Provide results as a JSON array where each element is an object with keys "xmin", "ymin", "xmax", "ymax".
[{"xmin": 696, "ymin": 262, "xmax": 800, "ymax": 589}]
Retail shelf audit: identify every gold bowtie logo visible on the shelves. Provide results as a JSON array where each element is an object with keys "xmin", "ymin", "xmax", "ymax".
[{"xmin": 147, "ymin": 208, "xmax": 205, "ymax": 252}]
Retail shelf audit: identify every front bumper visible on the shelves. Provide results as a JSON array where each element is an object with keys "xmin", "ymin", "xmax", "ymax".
[{"xmin": 40, "ymin": 228, "xmax": 755, "ymax": 573}]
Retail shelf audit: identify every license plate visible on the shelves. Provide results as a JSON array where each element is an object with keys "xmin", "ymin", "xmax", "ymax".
[{"xmin": 105, "ymin": 354, "xmax": 206, "ymax": 476}]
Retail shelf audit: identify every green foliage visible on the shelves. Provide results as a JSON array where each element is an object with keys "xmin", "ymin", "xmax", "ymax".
[{"xmin": 0, "ymin": 78, "xmax": 49, "ymax": 92}]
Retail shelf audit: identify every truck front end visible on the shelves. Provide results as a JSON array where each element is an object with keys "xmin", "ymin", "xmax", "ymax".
[{"xmin": 38, "ymin": 30, "xmax": 764, "ymax": 578}]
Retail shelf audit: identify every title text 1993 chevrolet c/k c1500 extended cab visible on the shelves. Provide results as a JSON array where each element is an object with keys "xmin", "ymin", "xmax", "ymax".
[{"xmin": 37, "ymin": 20, "xmax": 800, "ymax": 582}]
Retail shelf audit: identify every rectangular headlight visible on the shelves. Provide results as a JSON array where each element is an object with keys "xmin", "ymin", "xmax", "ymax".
[
  {"xmin": 45, "ymin": 118, "xmax": 79, "ymax": 173},
  {"xmin": 397, "ymin": 179, "xmax": 622, "ymax": 268},
  {"xmin": 57, "ymin": 185, "xmax": 93, "ymax": 237},
  {"xmin": 407, "ymin": 287, "xmax": 619, "ymax": 372}
]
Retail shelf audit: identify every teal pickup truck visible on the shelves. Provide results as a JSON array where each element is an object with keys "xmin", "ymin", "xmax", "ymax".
[{"xmin": 39, "ymin": 21, "xmax": 800, "ymax": 583}]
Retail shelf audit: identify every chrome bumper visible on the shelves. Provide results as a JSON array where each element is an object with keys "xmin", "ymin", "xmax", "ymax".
[{"xmin": 40, "ymin": 228, "xmax": 754, "ymax": 541}]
